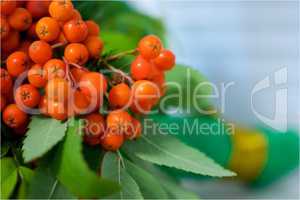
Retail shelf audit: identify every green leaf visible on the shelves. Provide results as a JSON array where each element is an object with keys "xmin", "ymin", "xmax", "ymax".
[
  {"xmin": 17, "ymin": 167, "xmax": 34, "ymax": 199},
  {"xmin": 123, "ymin": 158, "xmax": 168, "ymax": 199},
  {"xmin": 125, "ymin": 154, "xmax": 199, "ymax": 199},
  {"xmin": 22, "ymin": 116, "xmax": 67, "ymax": 163},
  {"xmin": 27, "ymin": 167, "xmax": 74, "ymax": 199},
  {"xmin": 122, "ymin": 124, "xmax": 235, "ymax": 177},
  {"xmin": 1, "ymin": 142, "xmax": 10, "ymax": 158},
  {"xmin": 163, "ymin": 64, "xmax": 213, "ymax": 116},
  {"xmin": 102, "ymin": 31, "xmax": 137, "ymax": 54},
  {"xmin": 1, "ymin": 158, "xmax": 18, "ymax": 199},
  {"xmin": 82, "ymin": 144, "xmax": 104, "ymax": 172},
  {"xmin": 102, "ymin": 152, "xmax": 143, "ymax": 199},
  {"xmin": 52, "ymin": 118, "xmax": 120, "ymax": 198}
]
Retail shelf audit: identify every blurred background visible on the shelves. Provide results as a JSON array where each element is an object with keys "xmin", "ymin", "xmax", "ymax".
[{"xmin": 130, "ymin": 0, "xmax": 299, "ymax": 198}]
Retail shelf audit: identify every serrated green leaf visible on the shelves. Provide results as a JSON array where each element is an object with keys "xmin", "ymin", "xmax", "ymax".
[
  {"xmin": 126, "ymin": 156, "xmax": 199, "ymax": 199},
  {"xmin": 163, "ymin": 64, "xmax": 213, "ymax": 116},
  {"xmin": 1, "ymin": 158, "xmax": 18, "ymax": 199},
  {"xmin": 102, "ymin": 152, "xmax": 143, "ymax": 199},
  {"xmin": 52, "ymin": 118, "xmax": 120, "ymax": 198},
  {"xmin": 122, "ymin": 123, "xmax": 235, "ymax": 177},
  {"xmin": 123, "ymin": 158, "xmax": 168, "ymax": 199},
  {"xmin": 27, "ymin": 167, "xmax": 74, "ymax": 199},
  {"xmin": 17, "ymin": 167, "xmax": 34, "ymax": 199},
  {"xmin": 22, "ymin": 116, "xmax": 67, "ymax": 163}
]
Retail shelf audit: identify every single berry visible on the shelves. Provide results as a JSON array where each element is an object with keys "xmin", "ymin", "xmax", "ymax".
[
  {"xmin": 79, "ymin": 72, "xmax": 107, "ymax": 100},
  {"xmin": 70, "ymin": 67, "xmax": 88, "ymax": 83},
  {"xmin": 6, "ymin": 51, "xmax": 28, "ymax": 77},
  {"xmin": 71, "ymin": 89, "xmax": 91, "ymax": 115},
  {"xmin": 106, "ymin": 110, "xmax": 132, "ymax": 135},
  {"xmin": 26, "ymin": 0, "xmax": 51, "ymax": 19},
  {"xmin": 153, "ymin": 49, "xmax": 175, "ymax": 71},
  {"xmin": 45, "ymin": 77, "xmax": 70, "ymax": 102},
  {"xmin": 83, "ymin": 36, "xmax": 103, "ymax": 58},
  {"xmin": 29, "ymin": 40, "xmax": 53, "ymax": 64},
  {"xmin": 8, "ymin": 8, "xmax": 32, "ymax": 31},
  {"xmin": 108, "ymin": 83, "xmax": 131, "ymax": 109},
  {"xmin": 64, "ymin": 43, "xmax": 89, "ymax": 65},
  {"xmin": 63, "ymin": 19, "xmax": 88, "ymax": 43},
  {"xmin": 43, "ymin": 58, "xmax": 66, "ymax": 80},
  {"xmin": 36, "ymin": 17, "xmax": 60, "ymax": 42},
  {"xmin": 101, "ymin": 130, "xmax": 124, "ymax": 151},
  {"xmin": 47, "ymin": 100, "xmax": 68, "ymax": 121},
  {"xmin": 28, "ymin": 64, "xmax": 47, "ymax": 88},
  {"xmin": 15, "ymin": 84, "xmax": 41, "ymax": 108},
  {"xmin": 138, "ymin": 35, "xmax": 162, "ymax": 59},
  {"xmin": 132, "ymin": 80, "xmax": 160, "ymax": 107},
  {"xmin": 2, "ymin": 104, "xmax": 28, "ymax": 128},
  {"xmin": 131, "ymin": 55, "xmax": 153, "ymax": 80},
  {"xmin": 83, "ymin": 113, "xmax": 105, "ymax": 145},
  {"xmin": 85, "ymin": 20, "xmax": 100, "ymax": 36},
  {"xmin": 125, "ymin": 118, "xmax": 142, "ymax": 140},
  {"xmin": 49, "ymin": 0, "xmax": 74, "ymax": 22}
]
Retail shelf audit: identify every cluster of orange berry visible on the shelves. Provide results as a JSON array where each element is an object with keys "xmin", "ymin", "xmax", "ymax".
[{"xmin": 0, "ymin": 0, "xmax": 175, "ymax": 151}]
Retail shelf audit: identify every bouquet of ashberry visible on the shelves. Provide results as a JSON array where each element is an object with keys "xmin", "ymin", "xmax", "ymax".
[{"xmin": 1, "ymin": 1, "xmax": 235, "ymax": 199}]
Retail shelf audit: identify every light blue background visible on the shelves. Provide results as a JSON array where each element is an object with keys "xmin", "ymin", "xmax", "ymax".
[{"xmin": 131, "ymin": 0, "xmax": 299, "ymax": 198}]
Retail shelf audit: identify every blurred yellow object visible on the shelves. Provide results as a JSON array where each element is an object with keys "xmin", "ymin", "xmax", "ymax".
[{"xmin": 228, "ymin": 126, "xmax": 268, "ymax": 181}]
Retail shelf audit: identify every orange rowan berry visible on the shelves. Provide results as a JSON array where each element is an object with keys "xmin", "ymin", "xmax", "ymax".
[
  {"xmin": 71, "ymin": 89, "xmax": 91, "ymax": 115},
  {"xmin": 0, "ymin": 17, "xmax": 10, "ymax": 39},
  {"xmin": 64, "ymin": 43, "xmax": 89, "ymax": 65},
  {"xmin": 49, "ymin": 0, "xmax": 74, "ymax": 22},
  {"xmin": 36, "ymin": 17, "xmax": 60, "ymax": 42},
  {"xmin": 0, "ymin": 0, "xmax": 16, "ymax": 16},
  {"xmin": 138, "ymin": 35, "xmax": 162, "ymax": 60},
  {"xmin": 85, "ymin": 20, "xmax": 100, "ymax": 36},
  {"xmin": 130, "ymin": 55, "xmax": 152, "ymax": 80},
  {"xmin": 2, "ymin": 104, "xmax": 28, "ymax": 128},
  {"xmin": 26, "ymin": 0, "xmax": 51, "ymax": 19},
  {"xmin": 70, "ymin": 67, "xmax": 88, "ymax": 83},
  {"xmin": 130, "ymin": 100, "xmax": 152, "ymax": 115},
  {"xmin": 1, "ymin": 30, "xmax": 20, "ymax": 53},
  {"xmin": 153, "ymin": 49, "xmax": 175, "ymax": 71},
  {"xmin": 28, "ymin": 64, "xmax": 47, "ymax": 88},
  {"xmin": 106, "ymin": 110, "xmax": 132, "ymax": 135},
  {"xmin": 71, "ymin": 9, "xmax": 82, "ymax": 20},
  {"xmin": 132, "ymin": 80, "xmax": 160, "ymax": 106},
  {"xmin": 6, "ymin": 51, "xmax": 28, "ymax": 77},
  {"xmin": 0, "ymin": 68, "xmax": 13, "ymax": 95},
  {"xmin": 63, "ymin": 19, "xmax": 88, "ymax": 43},
  {"xmin": 29, "ymin": 40, "xmax": 53, "ymax": 65},
  {"xmin": 83, "ymin": 113, "xmax": 105, "ymax": 146},
  {"xmin": 15, "ymin": 84, "xmax": 41, "ymax": 108},
  {"xmin": 8, "ymin": 8, "xmax": 32, "ymax": 31},
  {"xmin": 101, "ymin": 130, "xmax": 124, "ymax": 151},
  {"xmin": 47, "ymin": 100, "xmax": 68, "ymax": 121},
  {"xmin": 125, "ymin": 118, "xmax": 142, "ymax": 140},
  {"xmin": 79, "ymin": 72, "xmax": 107, "ymax": 99},
  {"xmin": 83, "ymin": 36, "xmax": 103, "ymax": 58},
  {"xmin": 108, "ymin": 83, "xmax": 131, "ymax": 109},
  {"xmin": 45, "ymin": 77, "xmax": 69, "ymax": 102},
  {"xmin": 43, "ymin": 59, "xmax": 66, "ymax": 80}
]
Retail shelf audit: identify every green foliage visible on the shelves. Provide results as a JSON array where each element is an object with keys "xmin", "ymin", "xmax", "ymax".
[
  {"xmin": 1, "ymin": 141, "xmax": 10, "ymax": 158},
  {"xmin": 17, "ymin": 167, "xmax": 34, "ymax": 199},
  {"xmin": 123, "ymin": 158, "xmax": 169, "ymax": 199},
  {"xmin": 122, "ymin": 122, "xmax": 235, "ymax": 177},
  {"xmin": 22, "ymin": 117, "xmax": 67, "ymax": 163},
  {"xmin": 75, "ymin": 1, "xmax": 165, "ymax": 44},
  {"xmin": 102, "ymin": 152, "xmax": 143, "ymax": 199},
  {"xmin": 51, "ymin": 118, "xmax": 120, "ymax": 198},
  {"xmin": 27, "ymin": 167, "xmax": 73, "ymax": 199},
  {"xmin": 163, "ymin": 64, "xmax": 213, "ymax": 116},
  {"xmin": 1, "ymin": 158, "xmax": 18, "ymax": 199}
]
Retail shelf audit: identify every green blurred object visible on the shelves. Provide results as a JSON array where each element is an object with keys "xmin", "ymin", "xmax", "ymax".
[{"xmin": 148, "ymin": 114, "xmax": 299, "ymax": 186}]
